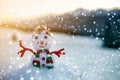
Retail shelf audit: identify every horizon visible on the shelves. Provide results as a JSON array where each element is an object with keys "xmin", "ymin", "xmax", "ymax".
[{"xmin": 0, "ymin": 8, "xmax": 120, "ymax": 22}]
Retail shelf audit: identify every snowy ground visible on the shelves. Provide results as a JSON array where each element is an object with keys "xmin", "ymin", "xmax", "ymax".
[{"xmin": 0, "ymin": 27, "xmax": 120, "ymax": 80}]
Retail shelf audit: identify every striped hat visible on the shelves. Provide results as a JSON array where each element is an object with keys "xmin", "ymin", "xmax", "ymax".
[{"xmin": 35, "ymin": 22, "xmax": 49, "ymax": 35}]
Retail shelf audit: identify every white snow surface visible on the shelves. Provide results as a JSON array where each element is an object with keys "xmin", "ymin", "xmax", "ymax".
[{"xmin": 0, "ymin": 27, "xmax": 120, "ymax": 80}]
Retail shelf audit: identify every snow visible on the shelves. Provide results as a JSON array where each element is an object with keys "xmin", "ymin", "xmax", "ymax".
[{"xmin": 0, "ymin": 27, "xmax": 120, "ymax": 80}]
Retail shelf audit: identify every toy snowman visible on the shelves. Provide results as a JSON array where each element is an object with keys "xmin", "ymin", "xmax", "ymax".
[{"xmin": 18, "ymin": 22, "xmax": 65, "ymax": 69}]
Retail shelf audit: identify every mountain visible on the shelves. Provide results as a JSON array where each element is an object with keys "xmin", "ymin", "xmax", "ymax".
[{"xmin": 0, "ymin": 8, "xmax": 120, "ymax": 37}]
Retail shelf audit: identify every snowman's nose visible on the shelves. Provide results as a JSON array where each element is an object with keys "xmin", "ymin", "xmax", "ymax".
[{"xmin": 40, "ymin": 41, "xmax": 44, "ymax": 45}]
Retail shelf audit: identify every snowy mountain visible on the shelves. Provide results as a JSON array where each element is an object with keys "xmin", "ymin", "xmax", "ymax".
[{"xmin": 0, "ymin": 8, "xmax": 120, "ymax": 37}]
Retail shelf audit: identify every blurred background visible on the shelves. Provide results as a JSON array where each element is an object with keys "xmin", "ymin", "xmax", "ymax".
[
  {"xmin": 0, "ymin": 0, "xmax": 120, "ymax": 48},
  {"xmin": 0, "ymin": 0, "xmax": 120, "ymax": 80}
]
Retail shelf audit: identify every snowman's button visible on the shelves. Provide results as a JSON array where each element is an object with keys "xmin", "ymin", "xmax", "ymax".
[
  {"xmin": 42, "ymin": 57, "xmax": 45, "ymax": 61},
  {"xmin": 46, "ymin": 60, "xmax": 50, "ymax": 63},
  {"xmin": 42, "ymin": 64, "xmax": 46, "ymax": 68}
]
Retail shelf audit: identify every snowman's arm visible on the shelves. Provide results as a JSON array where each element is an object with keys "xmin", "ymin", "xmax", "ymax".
[
  {"xmin": 50, "ymin": 48, "xmax": 65, "ymax": 57},
  {"xmin": 18, "ymin": 40, "xmax": 36, "ymax": 57}
]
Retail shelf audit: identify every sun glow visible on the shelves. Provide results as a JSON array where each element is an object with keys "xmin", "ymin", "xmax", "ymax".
[{"xmin": 0, "ymin": 0, "xmax": 120, "ymax": 20}]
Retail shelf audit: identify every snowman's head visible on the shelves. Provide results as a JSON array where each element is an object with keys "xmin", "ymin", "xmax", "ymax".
[{"xmin": 32, "ymin": 25, "xmax": 52, "ymax": 50}]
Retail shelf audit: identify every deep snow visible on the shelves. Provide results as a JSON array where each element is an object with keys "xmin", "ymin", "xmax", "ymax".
[{"xmin": 0, "ymin": 27, "xmax": 120, "ymax": 80}]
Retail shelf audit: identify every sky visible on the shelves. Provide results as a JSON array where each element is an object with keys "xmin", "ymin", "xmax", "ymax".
[{"xmin": 0, "ymin": 0, "xmax": 120, "ymax": 19}]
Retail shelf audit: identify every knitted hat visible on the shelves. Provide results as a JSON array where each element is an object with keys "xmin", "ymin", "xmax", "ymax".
[{"xmin": 35, "ymin": 22, "xmax": 49, "ymax": 35}]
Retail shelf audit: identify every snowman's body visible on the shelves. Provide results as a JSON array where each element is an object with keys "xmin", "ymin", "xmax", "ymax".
[
  {"xmin": 31, "ymin": 25, "xmax": 54, "ymax": 69},
  {"xmin": 31, "ymin": 50, "xmax": 54, "ymax": 69},
  {"xmin": 18, "ymin": 24, "xmax": 64, "ymax": 69}
]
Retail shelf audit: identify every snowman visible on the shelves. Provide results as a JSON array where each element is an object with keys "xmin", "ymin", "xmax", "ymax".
[{"xmin": 18, "ymin": 22, "xmax": 65, "ymax": 69}]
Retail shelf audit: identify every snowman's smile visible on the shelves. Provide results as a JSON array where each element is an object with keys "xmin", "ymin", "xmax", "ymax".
[{"xmin": 39, "ymin": 43, "xmax": 47, "ymax": 48}]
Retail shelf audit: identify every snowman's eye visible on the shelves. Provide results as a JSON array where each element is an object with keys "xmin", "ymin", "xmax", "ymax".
[
  {"xmin": 44, "ymin": 36, "xmax": 47, "ymax": 39},
  {"xmin": 35, "ymin": 36, "xmax": 38, "ymax": 40}
]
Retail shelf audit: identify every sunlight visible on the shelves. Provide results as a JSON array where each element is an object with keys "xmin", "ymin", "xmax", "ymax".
[{"xmin": 0, "ymin": 0, "xmax": 120, "ymax": 20}]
